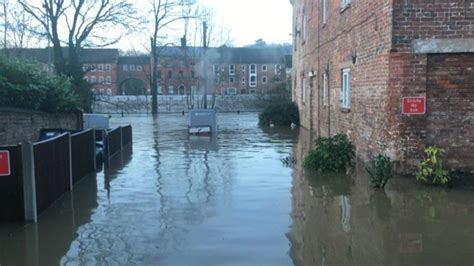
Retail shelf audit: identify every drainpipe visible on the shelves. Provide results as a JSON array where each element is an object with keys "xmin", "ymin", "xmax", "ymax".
[{"xmin": 316, "ymin": 5, "xmax": 321, "ymax": 137}]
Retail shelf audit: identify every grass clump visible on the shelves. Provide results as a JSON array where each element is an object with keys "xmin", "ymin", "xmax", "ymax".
[{"xmin": 366, "ymin": 154, "xmax": 395, "ymax": 188}]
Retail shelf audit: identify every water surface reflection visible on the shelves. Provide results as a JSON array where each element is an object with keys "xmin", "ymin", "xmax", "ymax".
[{"xmin": 289, "ymin": 129, "xmax": 474, "ymax": 266}]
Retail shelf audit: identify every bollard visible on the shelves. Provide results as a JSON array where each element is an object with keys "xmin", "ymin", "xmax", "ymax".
[{"xmin": 21, "ymin": 142, "xmax": 37, "ymax": 223}]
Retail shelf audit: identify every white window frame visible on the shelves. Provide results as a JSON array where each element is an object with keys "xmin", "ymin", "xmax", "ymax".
[
  {"xmin": 262, "ymin": 64, "xmax": 268, "ymax": 72},
  {"xmin": 90, "ymin": 76, "xmax": 97, "ymax": 84},
  {"xmin": 130, "ymin": 64, "xmax": 135, "ymax": 71},
  {"xmin": 229, "ymin": 64, "xmax": 235, "ymax": 75},
  {"xmin": 98, "ymin": 64, "xmax": 104, "ymax": 71},
  {"xmin": 157, "ymin": 86, "xmax": 163, "ymax": 95},
  {"xmin": 323, "ymin": 72, "xmax": 329, "ymax": 106},
  {"xmin": 341, "ymin": 0, "xmax": 351, "ymax": 9},
  {"xmin": 137, "ymin": 65, "xmax": 143, "ymax": 71},
  {"xmin": 262, "ymin": 76, "xmax": 268, "ymax": 84},
  {"xmin": 241, "ymin": 65, "xmax": 246, "ymax": 72},
  {"xmin": 106, "ymin": 76, "xmax": 112, "ymax": 84},
  {"xmin": 91, "ymin": 65, "xmax": 96, "ymax": 72},
  {"xmin": 168, "ymin": 86, "xmax": 174, "ymax": 95},
  {"xmin": 241, "ymin": 77, "xmax": 246, "ymax": 85},
  {"xmin": 229, "ymin": 76, "xmax": 235, "ymax": 83},
  {"xmin": 84, "ymin": 76, "xmax": 89, "ymax": 82},
  {"xmin": 250, "ymin": 64, "xmax": 257, "ymax": 74},
  {"xmin": 250, "ymin": 76, "xmax": 257, "ymax": 87},
  {"xmin": 323, "ymin": 0, "xmax": 328, "ymax": 25},
  {"xmin": 227, "ymin": 87, "xmax": 237, "ymax": 95},
  {"xmin": 213, "ymin": 64, "xmax": 220, "ymax": 75},
  {"xmin": 106, "ymin": 88, "xmax": 112, "ymax": 96},
  {"xmin": 105, "ymin": 64, "xmax": 111, "ymax": 71},
  {"xmin": 98, "ymin": 76, "xmax": 104, "ymax": 84},
  {"xmin": 123, "ymin": 65, "xmax": 128, "ymax": 71},
  {"xmin": 275, "ymin": 64, "xmax": 282, "ymax": 75},
  {"xmin": 342, "ymin": 68, "xmax": 351, "ymax": 109}
]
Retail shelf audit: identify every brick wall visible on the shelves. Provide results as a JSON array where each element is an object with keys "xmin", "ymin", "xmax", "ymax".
[{"xmin": 0, "ymin": 108, "xmax": 82, "ymax": 145}]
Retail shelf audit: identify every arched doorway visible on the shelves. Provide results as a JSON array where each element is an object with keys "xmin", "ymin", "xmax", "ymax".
[{"xmin": 119, "ymin": 78, "xmax": 146, "ymax": 96}]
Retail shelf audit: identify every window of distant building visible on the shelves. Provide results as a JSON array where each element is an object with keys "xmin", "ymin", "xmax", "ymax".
[
  {"xmin": 91, "ymin": 65, "xmax": 97, "ymax": 72},
  {"xmin": 179, "ymin": 70, "xmax": 184, "ymax": 78},
  {"xmin": 229, "ymin": 77, "xmax": 235, "ymax": 83},
  {"xmin": 106, "ymin": 64, "xmax": 111, "ymax": 71},
  {"xmin": 323, "ymin": 72, "xmax": 329, "ymax": 106},
  {"xmin": 91, "ymin": 88, "xmax": 97, "ymax": 94},
  {"xmin": 262, "ymin": 76, "xmax": 268, "ymax": 84},
  {"xmin": 241, "ymin": 65, "xmax": 246, "ymax": 72},
  {"xmin": 106, "ymin": 88, "xmax": 112, "ymax": 96},
  {"xmin": 98, "ymin": 64, "xmax": 104, "ymax": 71},
  {"xmin": 91, "ymin": 76, "xmax": 97, "ymax": 84},
  {"xmin": 191, "ymin": 71, "xmax": 195, "ymax": 78},
  {"xmin": 221, "ymin": 77, "xmax": 226, "ymax": 84},
  {"xmin": 214, "ymin": 64, "xmax": 220, "ymax": 75},
  {"xmin": 168, "ymin": 70, "xmax": 172, "ymax": 79},
  {"xmin": 98, "ymin": 76, "xmax": 104, "ymax": 84},
  {"xmin": 84, "ymin": 76, "xmax": 89, "ymax": 82},
  {"xmin": 229, "ymin": 64, "xmax": 235, "ymax": 75},
  {"xmin": 214, "ymin": 77, "xmax": 219, "ymax": 84},
  {"xmin": 323, "ymin": 0, "xmax": 328, "ymax": 25},
  {"xmin": 157, "ymin": 86, "xmax": 163, "ymax": 95},
  {"xmin": 82, "ymin": 64, "xmax": 88, "ymax": 72},
  {"xmin": 341, "ymin": 0, "xmax": 351, "ymax": 10},
  {"xmin": 106, "ymin": 76, "xmax": 112, "ymax": 84},
  {"xmin": 249, "ymin": 64, "xmax": 257, "ymax": 87},
  {"xmin": 250, "ymin": 76, "xmax": 257, "ymax": 87},
  {"xmin": 241, "ymin": 77, "xmax": 246, "ymax": 85},
  {"xmin": 168, "ymin": 86, "xmax": 174, "ymax": 95},
  {"xmin": 250, "ymin": 89, "xmax": 256, "ymax": 94},
  {"xmin": 221, "ymin": 65, "xmax": 225, "ymax": 73},
  {"xmin": 262, "ymin": 65, "xmax": 268, "ymax": 72},
  {"xmin": 130, "ymin": 64, "xmax": 136, "ymax": 71},
  {"xmin": 342, "ymin": 68, "xmax": 351, "ymax": 109},
  {"xmin": 137, "ymin": 65, "xmax": 142, "ymax": 71},
  {"xmin": 123, "ymin": 65, "xmax": 128, "ymax": 71},
  {"xmin": 227, "ymin": 87, "xmax": 237, "ymax": 95},
  {"xmin": 275, "ymin": 64, "xmax": 282, "ymax": 75}
]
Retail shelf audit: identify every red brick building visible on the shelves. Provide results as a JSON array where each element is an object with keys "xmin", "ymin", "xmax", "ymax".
[
  {"xmin": 291, "ymin": 0, "xmax": 474, "ymax": 172},
  {"xmin": 117, "ymin": 56, "xmax": 151, "ymax": 95},
  {"xmin": 157, "ymin": 46, "xmax": 289, "ymax": 96}
]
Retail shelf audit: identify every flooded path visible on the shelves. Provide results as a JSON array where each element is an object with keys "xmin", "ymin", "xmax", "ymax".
[{"xmin": 1, "ymin": 113, "xmax": 473, "ymax": 265}]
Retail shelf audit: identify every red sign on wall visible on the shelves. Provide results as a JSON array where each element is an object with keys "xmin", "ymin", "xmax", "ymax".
[
  {"xmin": 402, "ymin": 97, "xmax": 426, "ymax": 115},
  {"xmin": 0, "ymin": 150, "xmax": 11, "ymax": 176}
]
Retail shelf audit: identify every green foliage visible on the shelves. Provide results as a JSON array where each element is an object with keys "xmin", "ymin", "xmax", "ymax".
[
  {"xmin": 303, "ymin": 134, "xmax": 355, "ymax": 173},
  {"xmin": 416, "ymin": 146, "xmax": 451, "ymax": 186},
  {"xmin": 366, "ymin": 154, "xmax": 394, "ymax": 188},
  {"xmin": 258, "ymin": 101, "xmax": 300, "ymax": 127},
  {"xmin": 0, "ymin": 55, "xmax": 79, "ymax": 112}
]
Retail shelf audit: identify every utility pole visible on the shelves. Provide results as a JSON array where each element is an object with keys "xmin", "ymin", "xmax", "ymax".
[
  {"xmin": 151, "ymin": 37, "xmax": 158, "ymax": 115},
  {"xmin": 202, "ymin": 21, "xmax": 208, "ymax": 109}
]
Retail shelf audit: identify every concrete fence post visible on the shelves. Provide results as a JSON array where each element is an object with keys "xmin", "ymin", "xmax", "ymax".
[
  {"xmin": 92, "ymin": 129, "xmax": 97, "ymax": 171},
  {"xmin": 68, "ymin": 133, "xmax": 73, "ymax": 191},
  {"xmin": 21, "ymin": 142, "xmax": 37, "ymax": 223}
]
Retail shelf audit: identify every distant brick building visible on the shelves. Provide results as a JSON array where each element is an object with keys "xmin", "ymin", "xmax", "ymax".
[
  {"xmin": 291, "ymin": 0, "xmax": 474, "ymax": 172},
  {"xmin": 156, "ymin": 46, "xmax": 289, "ymax": 96}
]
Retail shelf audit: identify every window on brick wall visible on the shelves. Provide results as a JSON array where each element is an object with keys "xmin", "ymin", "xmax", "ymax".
[
  {"xmin": 123, "ymin": 65, "xmax": 128, "ymax": 71},
  {"xmin": 275, "ymin": 64, "xmax": 282, "ymax": 75},
  {"xmin": 342, "ymin": 68, "xmax": 351, "ymax": 109},
  {"xmin": 230, "ymin": 77, "xmax": 235, "ymax": 83},
  {"xmin": 214, "ymin": 64, "xmax": 220, "ymax": 75},
  {"xmin": 168, "ymin": 70, "xmax": 172, "ymax": 79},
  {"xmin": 98, "ymin": 76, "xmax": 104, "ymax": 84},
  {"xmin": 137, "ymin": 65, "xmax": 142, "ymax": 71},
  {"xmin": 341, "ymin": 0, "xmax": 350, "ymax": 10},
  {"xmin": 106, "ymin": 76, "xmax": 112, "ymax": 84},
  {"xmin": 262, "ymin": 65, "xmax": 268, "ymax": 72},
  {"xmin": 229, "ymin": 64, "xmax": 235, "ymax": 75},
  {"xmin": 91, "ymin": 76, "xmax": 96, "ymax": 83},
  {"xmin": 323, "ymin": 72, "xmax": 329, "ymax": 106},
  {"xmin": 98, "ymin": 64, "xmax": 104, "ymax": 71},
  {"xmin": 130, "ymin": 64, "xmax": 135, "ymax": 71},
  {"xmin": 262, "ymin": 76, "xmax": 268, "ymax": 84},
  {"xmin": 242, "ymin": 77, "xmax": 246, "ymax": 85},
  {"xmin": 323, "ymin": 0, "xmax": 328, "ymax": 25},
  {"xmin": 168, "ymin": 86, "xmax": 174, "ymax": 95},
  {"xmin": 157, "ymin": 86, "xmax": 162, "ymax": 95},
  {"xmin": 106, "ymin": 64, "xmax": 111, "ymax": 71},
  {"xmin": 241, "ymin": 65, "xmax": 246, "ymax": 72}
]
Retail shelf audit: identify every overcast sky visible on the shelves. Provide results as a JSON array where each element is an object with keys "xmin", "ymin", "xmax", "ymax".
[{"xmin": 197, "ymin": 0, "xmax": 293, "ymax": 46}]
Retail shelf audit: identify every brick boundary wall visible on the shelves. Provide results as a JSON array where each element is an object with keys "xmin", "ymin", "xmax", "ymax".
[{"xmin": 0, "ymin": 108, "xmax": 82, "ymax": 145}]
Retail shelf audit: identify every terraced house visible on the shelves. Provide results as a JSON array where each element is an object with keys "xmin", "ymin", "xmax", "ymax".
[{"xmin": 291, "ymin": 0, "xmax": 474, "ymax": 172}]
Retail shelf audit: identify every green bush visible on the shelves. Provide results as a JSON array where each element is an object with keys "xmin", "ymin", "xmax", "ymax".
[
  {"xmin": 0, "ymin": 54, "xmax": 79, "ymax": 112},
  {"xmin": 303, "ymin": 134, "xmax": 355, "ymax": 173},
  {"xmin": 258, "ymin": 101, "xmax": 300, "ymax": 126},
  {"xmin": 366, "ymin": 154, "xmax": 394, "ymax": 188},
  {"xmin": 416, "ymin": 146, "xmax": 451, "ymax": 186}
]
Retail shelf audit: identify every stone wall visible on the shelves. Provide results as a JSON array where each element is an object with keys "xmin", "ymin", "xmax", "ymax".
[
  {"xmin": 92, "ymin": 95, "xmax": 271, "ymax": 114},
  {"xmin": 0, "ymin": 108, "xmax": 82, "ymax": 145}
]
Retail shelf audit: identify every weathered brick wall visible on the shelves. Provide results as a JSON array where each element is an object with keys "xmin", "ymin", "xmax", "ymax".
[
  {"xmin": 0, "ymin": 108, "xmax": 81, "ymax": 145},
  {"xmin": 292, "ymin": 0, "xmax": 395, "ymax": 160},
  {"xmin": 389, "ymin": 1, "xmax": 474, "ymax": 171}
]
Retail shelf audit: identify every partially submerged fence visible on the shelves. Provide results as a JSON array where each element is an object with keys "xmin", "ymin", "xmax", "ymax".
[
  {"xmin": 0, "ymin": 145, "xmax": 24, "ymax": 223},
  {"xmin": 1, "ymin": 129, "xmax": 99, "ymax": 223},
  {"xmin": 71, "ymin": 129, "xmax": 96, "ymax": 184},
  {"xmin": 104, "ymin": 125, "xmax": 133, "ymax": 161},
  {"xmin": 33, "ymin": 133, "xmax": 71, "ymax": 215}
]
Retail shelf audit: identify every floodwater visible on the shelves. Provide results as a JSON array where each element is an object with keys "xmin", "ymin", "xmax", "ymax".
[{"xmin": 0, "ymin": 113, "xmax": 473, "ymax": 266}]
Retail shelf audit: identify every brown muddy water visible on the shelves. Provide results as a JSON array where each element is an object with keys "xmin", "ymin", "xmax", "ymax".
[{"xmin": 1, "ymin": 113, "xmax": 473, "ymax": 266}]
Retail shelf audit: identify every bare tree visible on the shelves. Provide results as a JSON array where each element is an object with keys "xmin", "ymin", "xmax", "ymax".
[
  {"xmin": 149, "ymin": 0, "xmax": 196, "ymax": 115},
  {"xmin": 18, "ymin": 0, "xmax": 138, "ymax": 111}
]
